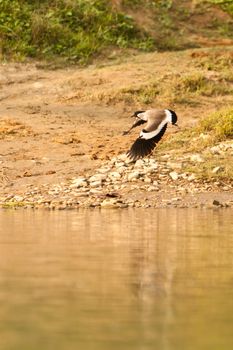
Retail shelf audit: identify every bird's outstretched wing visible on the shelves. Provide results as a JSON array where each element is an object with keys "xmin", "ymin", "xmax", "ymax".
[
  {"xmin": 123, "ymin": 118, "xmax": 146, "ymax": 135},
  {"xmin": 127, "ymin": 124, "xmax": 167, "ymax": 161}
]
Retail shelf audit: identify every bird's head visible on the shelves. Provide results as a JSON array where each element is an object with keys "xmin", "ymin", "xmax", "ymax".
[{"xmin": 167, "ymin": 109, "xmax": 178, "ymax": 126}]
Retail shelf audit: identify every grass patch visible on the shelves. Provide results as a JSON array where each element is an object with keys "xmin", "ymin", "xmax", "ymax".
[
  {"xmin": 173, "ymin": 73, "xmax": 233, "ymax": 97},
  {"xmin": 159, "ymin": 108, "xmax": 233, "ymax": 179},
  {"xmin": 162, "ymin": 108, "xmax": 233, "ymax": 152},
  {"xmin": 207, "ymin": 0, "xmax": 233, "ymax": 17},
  {"xmin": 182, "ymin": 155, "xmax": 233, "ymax": 180},
  {"xmin": 0, "ymin": 201, "xmax": 29, "ymax": 209},
  {"xmin": 192, "ymin": 51, "xmax": 233, "ymax": 72},
  {"xmin": 119, "ymin": 84, "xmax": 160, "ymax": 104},
  {"xmin": 198, "ymin": 108, "xmax": 233, "ymax": 140}
]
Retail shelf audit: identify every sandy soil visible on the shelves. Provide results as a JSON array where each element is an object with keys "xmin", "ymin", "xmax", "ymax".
[{"xmin": 0, "ymin": 49, "xmax": 232, "ymax": 208}]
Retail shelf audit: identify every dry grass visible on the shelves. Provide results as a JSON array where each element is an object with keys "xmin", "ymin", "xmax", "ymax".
[
  {"xmin": 62, "ymin": 70, "xmax": 233, "ymax": 106},
  {"xmin": 0, "ymin": 119, "xmax": 33, "ymax": 138}
]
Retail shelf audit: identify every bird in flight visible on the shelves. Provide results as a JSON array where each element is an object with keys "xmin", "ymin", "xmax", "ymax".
[{"xmin": 123, "ymin": 109, "xmax": 178, "ymax": 161}]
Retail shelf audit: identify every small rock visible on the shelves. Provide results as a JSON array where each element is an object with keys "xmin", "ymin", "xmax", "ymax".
[
  {"xmin": 33, "ymin": 82, "xmax": 43, "ymax": 89},
  {"xmin": 213, "ymin": 199, "xmax": 221, "ymax": 206},
  {"xmin": 210, "ymin": 146, "xmax": 220, "ymax": 155},
  {"xmin": 70, "ymin": 177, "xmax": 87, "ymax": 188},
  {"xmin": 98, "ymin": 166, "xmax": 111, "ymax": 174},
  {"xmin": 45, "ymin": 170, "xmax": 56, "ymax": 175},
  {"xmin": 128, "ymin": 171, "xmax": 140, "ymax": 181},
  {"xmin": 188, "ymin": 173, "xmax": 196, "ymax": 181},
  {"xmin": 90, "ymin": 180, "xmax": 102, "ymax": 188},
  {"xmin": 167, "ymin": 161, "xmax": 183, "ymax": 170},
  {"xmin": 160, "ymin": 155, "xmax": 170, "ymax": 160},
  {"xmin": 190, "ymin": 154, "xmax": 204, "ymax": 163},
  {"xmin": 117, "ymin": 154, "xmax": 128, "ymax": 162},
  {"xmin": 144, "ymin": 165, "xmax": 158, "ymax": 174},
  {"xmin": 147, "ymin": 186, "xmax": 159, "ymax": 191},
  {"xmin": 89, "ymin": 174, "xmax": 105, "ymax": 183},
  {"xmin": 212, "ymin": 166, "xmax": 223, "ymax": 174},
  {"xmin": 89, "ymin": 189, "xmax": 102, "ymax": 194},
  {"xmin": 116, "ymin": 166, "xmax": 128, "ymax": 174},
  {"xmin": 144, "ymin": 177, "xmax": 152, "ymax": 183},
  {"xmin": 171, "ymin": 197, "xmax": 181, "ymax": 202},
  {"xmin": 101, "ymin": 198, "xmax": 118, "ymax": 208},
  {"xmin": 108, "ymin": 172, "xmax": 121, "ymax": 180},
  {"xmin": 169, "ymin": 171, "xmax": 179, "ymax": 180},
  {"xmin": 13, "ymin": 195, "xmax": 24, "ymax": 202},
  {"xmin": 134, "ymin": 159, "xmax": 145, "ymax": 168},
  {"xmin": 199, "ymin": 133, "xmax": 210, "ymax": 140}
]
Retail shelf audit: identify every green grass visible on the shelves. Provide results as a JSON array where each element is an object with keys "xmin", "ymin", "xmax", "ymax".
[
  {"xmin": 0, "ymin": 0, "xmax": 232, "ymax": 63},
  {"xmin": 207, "ymin": 0, "xmax": 233, "ymax": 17},
  {"xmin": 0, "ymin": 0, "xmax": 154, "ymax": 63}
]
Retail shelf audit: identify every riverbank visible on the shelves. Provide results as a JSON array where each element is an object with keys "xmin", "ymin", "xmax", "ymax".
[
  {"xmin": 1, "ymin": 151, "xmax": 233, "ymax": 209},
  {"xmin": 0, "ymin": 48, "xmax": 232, "ymax": 209}
]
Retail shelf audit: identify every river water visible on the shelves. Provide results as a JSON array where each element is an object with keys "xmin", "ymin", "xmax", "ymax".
[{"xmin": 0, "ymin": 209, "xmax": 232, "ymax": 350}]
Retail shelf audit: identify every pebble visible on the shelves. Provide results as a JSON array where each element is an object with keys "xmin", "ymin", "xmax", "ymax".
[
  {"xmin": 147, "ymin": 186, "xmax": 159, "ymax": 191},
  {"xmin": 167, "ymin": 161, "xmax": 183, "ymax": 170},
  {"xmin": 128, "ymin": 171, "xmax": 140, "ymax": 181},
  {"xmin": 1, "ymin": 150, "xmax": 232, "ymax": 209},
  {"xmin": 70, "ymin": 177, "xmax": 87, "ymax": 188},
  {"xmin": 213, "ymin": 199, "xmax": 222, "ymax": 206},
  {"xmin": 212, "ymin": 166, "xmax": 223, "ymax": 174},
  {"xmin": 89, "ymin": 180, "xmax": 102, "ymax": 188},
  {"xmin": 144, "ymin": 177, "xmax": 152, "ymax": 183},
  {"xmin": 169, "ymin": 171, "xmax": 179, "ymax": 180},
  {"xmin": 89, "ymin": 174, "xmax": 105, "ymax": 183},
  {"xmin": 108, "ymin": 172, "xmax": 121, "ymax": 180},
  {"xmin": 100, "ymin": 198, "xmax": 119, "ymax": 208},
  {"xmin": 188, "ymin": 174, "xmax": 196, "ymax": 181},
  {"xmin": 134, "ymin": 159, "xmax": 145, "ymax": 168},
  {"xmin": 13, "ymin": 195, "xmax": 24, "ymax": 202},
  {"xmin": 98, "ymin": 166, "xmax": 111, "ymax": 174},
  {"xmin": 190, "ymin": 154, "xmax": 204, "ymax": 163}
]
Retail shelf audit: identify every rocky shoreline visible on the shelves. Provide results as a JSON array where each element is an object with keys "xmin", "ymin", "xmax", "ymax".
[{"xmin": 1, "ymin": 152, "xmax": 232, "ymax": 210}]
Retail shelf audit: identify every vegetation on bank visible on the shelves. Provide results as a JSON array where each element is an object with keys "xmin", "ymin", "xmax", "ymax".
[
  {"xmin": 208, "ymin": 0, "xmax": 233, "ymax": 16},
  {"xmin": 161, "ymin": 108, "xmax": 233, "ymax": 151},
  {"xmin": 199, "ymin": 108, "xmax": 233, "ymax": 140},
  {"xmin": 0, "ymin": 0, "xmax": 153, "ymax": 63},
  {"xmin": 159, "ymin": 108, "xmax": 233, "ymax": 180},
  {"xmin": 0, "ymin": 0, "xmax": 233, "ymax": 63}
]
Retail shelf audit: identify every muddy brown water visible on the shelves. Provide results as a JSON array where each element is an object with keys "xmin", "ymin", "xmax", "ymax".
[{"xmin": 0, "ymin": 209, "xmax": 232, "ymax": 350}]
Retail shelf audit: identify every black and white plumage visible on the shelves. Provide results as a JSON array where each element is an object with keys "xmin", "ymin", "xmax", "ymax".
[{"xmin": 124, "ymin": 109, "xmax": 178, "ymax": 161}]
